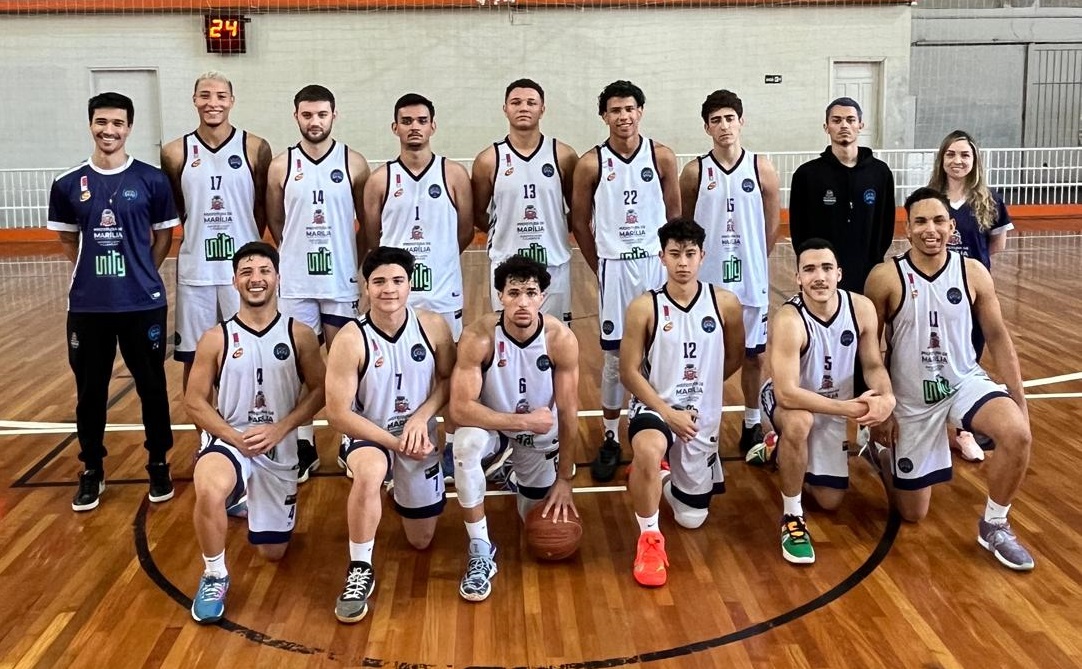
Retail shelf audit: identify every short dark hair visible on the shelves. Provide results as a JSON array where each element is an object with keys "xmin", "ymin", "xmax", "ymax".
[
  {"xmin": 825, "ymin": 96, "xmax": 862, "ymax": 122},
  {"xmin": 505, "ymin": 78, "xmax": 545, "ymax": 102},
  {"xmin": 658, "ymin": 218, "xmax": 706, "ymax": 250},
  {"xmin": 88, "ymin": 92, "xmax": 134, "ymax": 125},
  {"xmin": 598, "ymin": 80, "xmax": 645, "ymax": 115},
  {"xmin": 362, "ymin": 246, "xmax": 415, "ymax": 281},
  {"xmin": 394, "ymin": 93, "xmax": 435, "ymax": 121},
  {"xmin": 294, "ymin": 84, "xmax": 335, "ymax": 111},
  {"xmin": 232, "ymin": 241, "xmax": 279, "ymax": 273},
  {"xmin": 904, "ymin": 187, "xmax": 951, "ymax": 217},
  {"xmin": 494, "ymin": 255, "xmax": 551, "ymax": 293},
  {"xmin": 795, "ymin": 237, "xmax": 839, "ymax": 265},
  {"xmin": 700, "ymin": 89, "xmax": 743, "ymax": 123}
]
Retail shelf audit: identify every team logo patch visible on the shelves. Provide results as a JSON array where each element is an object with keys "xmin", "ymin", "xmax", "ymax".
[
  {"xmin": 947, "ymin": 287, "xmax": 963, "ymax": 305},
  {"xmin": 232, "ymin": 347, "xmax": 244, "ymax": 359},
  {"xmin": 411, "ymin": 225, "xmax": 424, "ymax": 240},
  {"xmin": 274, "ymin": 343, "xmax": 290, "ymax": 360},
  {"xmin": 211, "ymin": 195, "xmax": 225, "ymax": 211},
  {"xmin": 602, "ymin": 320, "xmax": 615, "ymax": 335},
  {"xmin": 80, "ymin": 191, "xmax": 91, "ymax": 202},
  {"xmin": 524, "ymin": 205, "xmax": 537, "ymax": 221},
  {"xmin": 516, "ymin": 398, "xmax": 531, "ymax": 414},
  {"xmin": 395, "ymin": 395, "xmax": 411, "ymax": 413},
  {"xmin": 536, "ymin": 354, "xmax": 552, "ymax": 371},
  {"xmin": 841, "ymin": 330, "xmax": 855, "ymax": 346},
  {"xmin": 122, "ymin": 188, "xmax": 138, "ymax": 202},
  {"xmin": 863, "ymin": 189, "xmax": 876, "ymax": 205},
  {"xmin": 148, "ymin": 324, "xmax": 162, "ymax": 342},
  {"xmin": 823, "ymin": 190, "xmax": 837, "ymax": 206},
  {"xmin": 898, "ymin": 457, "xmax": 914, "ymax": 474},
  {"xmin": 411, "ymin": 344, "xmax": 427, "ymax": 362},
  {"xmin": 428, "ymin": 184, "xmax": 442, "ymax": 198},
  {"xmin": 330, "ymin": 169, "xmax": 345, "ymax": 183},
  {"xmin": 640, "ymin": 167, "xmax": 654, "ymax": 182},
  {"xmin": 741, "ymin": 178, "xmax": 755, "ymax": 193},
  {"xmin": 228, "ymin": 154, "xmax": 243, "ymax": 169},
  {"xmin": 701, "ymin": 316, "xmax": 717, "ymax": 333},
  {"xmin": 542, "ymin": 163, "xmax": 555, "ymax": 177}
]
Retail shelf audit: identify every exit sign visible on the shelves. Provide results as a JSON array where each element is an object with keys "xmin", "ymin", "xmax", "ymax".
[{"xmin": 764, "ymin": 74, "xmax": 783, "ymax": 84}]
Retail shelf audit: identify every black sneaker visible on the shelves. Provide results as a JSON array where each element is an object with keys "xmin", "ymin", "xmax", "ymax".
[
  {"xmin": 147, "ymin": 462, "xmax": 174, "ymax": 503},
  {"xmin": 72, "ymin": 470, "xmax": 104, "ymax": 512},
  {"xmin": 297, "ymin": 439, "xmax": 320, "ymax": 484},
  {"xmin": 590, "ymin": 431, "xmax": 621, "ymax": 482},
  {"xmin": 739, "ymin": 423, "xmax": 764, "ymax": 456},
  {"xmin": 335, "ymin": 560, "xmax": 377, "ymax": 623}
]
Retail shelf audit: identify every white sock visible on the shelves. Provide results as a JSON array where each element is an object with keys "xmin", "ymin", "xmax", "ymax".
[
  {"xmin": 636, "ymin": 512, "xmax": 659, "ymax": 534},
  {"xmin": 782, "ymin": 494, "xmax": 804, "ymax": 518},
  {"xmin": 984, "ymin": 498, "xmax": 1011, "ymax": 524},
  {"xmin": 744, "ymin": 409, "xmax": 761, "ymax": 428},
  {"xmin": 298, "ymin": 424, "xmax": 315, "ymax": 445},
  {"xmin": 465, "ymin": 517, "xmax": 490, "ymax": 544},
  {"xmin": 602, "ymin": 418, "xmax": 619, "ymax": 440},
  {"xmin": 349, "ymin": 539, "xmax": 374, "ymax": 564},
  {"xmin": 202, "ymin": 551, "xmax": 227, "ymax": 578}
]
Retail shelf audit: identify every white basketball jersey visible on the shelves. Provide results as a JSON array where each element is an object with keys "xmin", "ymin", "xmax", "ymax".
[
  {"xmin": 593, "ymin": 138, "xmax": 665, "ymax": 260},
  {"xmin": 379, "ymin": 156, "xmax": 464, "ymax": 313},
  {"xmin": 693, "ymin": 150, "xmax": 769, "ymax": 307},
  {"xmin": 629, "ymin": 283, "xmax": 726, "ymax": 416},
  {"xmin": 887, "ymin": 252, "xmax": 980, "ymax": 415},
  {"xmin": 216, "ymin": 314, "xmax": 303, "ymax": 465},
  {"xmin": 480, "ymin": 316, "xmax": 559, "ymax": 451},
  {"xmin": 177, "ymin": 129, "xmax": 259, "ymax": 286},
  {"xmin": 354, "ymin": 308, "xmax": 437, "ymax": 436},
  {"xmin": 487, "ymin": 136, "xmax": 571, "ymax": 267},
  {"xmin": 789, "ymin": 290, "xmax": 858, "ymax": 401},
  {"xmin": 280, "ymin": 142, "xmax": 358, "ymax": 300}
]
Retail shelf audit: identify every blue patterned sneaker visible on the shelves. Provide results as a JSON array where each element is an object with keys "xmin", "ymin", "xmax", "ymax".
[
  {"xmin": 191, "ymin": 573, "xmax": 230, "ymax": 623},
  {"xmin": 459, "ymin": 539, "xmax": 498, "ymax": 602},
  {"xmin": 978, "ymin": 519, "xmax": 1035, "ymax": 571}
]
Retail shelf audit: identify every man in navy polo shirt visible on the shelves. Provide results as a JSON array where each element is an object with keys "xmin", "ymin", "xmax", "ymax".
[{"xmin": 48, "ymin": 92, "xmax": 180, "ymax": 512}]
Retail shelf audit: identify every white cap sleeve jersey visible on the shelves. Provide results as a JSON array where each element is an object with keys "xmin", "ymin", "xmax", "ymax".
[
  {"xmin": 279, "ymin": 142, "xmax": 359, "ymax": 301},
  {"xmin": 887, "ymin": 251, "xmax": 982, "ymax": 416},
  {"xmin": 593, "ymin": 138, "xmax": 665, "ymax": 260},
  {"xmin": 628, "ymin": 282, "xmax": 726, "ymax": 432},
  {"xmin": 693, "ymin": 150, "xmax": 769, "ymax": 307},
  {"xmin": 789, "ymin": 290, "xmax": 859, "ymax": 401},
  {"xmin": 177, "ymin": 128, "xmax": 259, "ymax": 286},
  {"xmin": 379, "ymin": 155, "xmax": 464, "ymax": 313},
  {"xmin": 216, "ymin": 314, "xmax": 304, "ymax": 466},
  {"xmin": 487, "ymin": 136, "xmax": 571, "ymax": 267},
  {"xmin": 354, "ymin": 308, "xmax": 437, "ymax": 436},
  {"xmin": 479, "ymin": 316, "xmax": 559, "ymax": 452}
]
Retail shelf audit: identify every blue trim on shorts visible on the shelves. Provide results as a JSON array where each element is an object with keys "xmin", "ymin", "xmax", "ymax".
[
  {"xmin": 321, "ymin": 311, "xmax": 353, "ymax": 328},
  {"xmin": 517, "ymin": 482, "xmax": 551, "ymax": 501},
  {"xmin": 395, "ymin": 495, "xmax": 446, "ymax": 520},
  {"xmin": 960, "ymin": 390, "xmax": 1011, "ymax": 433},
  {"xmin": 343, "ymin": 439, "xmax": 392, "ymax": 472},
  {"xmin": 670, "ymin": 480, "xmax": 724, "ymax": 509},
  {"xmin": 173, "ymin": 349, "xmax": 196, "ymax": 363},
  {"xmin": 628, "ymin": 410, "xmax": 673, "ymax": 449},
  {"xmin": 198, "ymin": 443, "xmax": 244, "ymax": 506},
  {"xmin": 600, "ymin": 337, "xmax": 621, "ymax": 351},
  {"xmin": 745, "ymin": 344, "xmax": 766, "ymax": 357},
  {"xmin": 249, "ymin": 529, "xmax": 293, "ymax": 545},
  {"xmin": 893, "ymin": 466, "xmax": 952, "ymax": 491},
  {"xmin": 804, "ymin": 472, "xmax": 849, "ymax": 490}
]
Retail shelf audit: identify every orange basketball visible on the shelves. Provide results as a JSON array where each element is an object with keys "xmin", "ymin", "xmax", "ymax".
[{"xmin": 524, "ymin": 503, "xmax": 583, "ymax": 561}]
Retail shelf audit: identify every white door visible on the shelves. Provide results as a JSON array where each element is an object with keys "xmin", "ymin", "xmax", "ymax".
[
  {"xmin": 90, "ymin": 69, "xmax": 163, "ymax": 166},
  {"xmin": 832, "ymin": 61, "xmax": 882, "ymax": 149}
]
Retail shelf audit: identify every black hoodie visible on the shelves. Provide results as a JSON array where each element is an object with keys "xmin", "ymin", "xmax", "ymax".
[{"xmin": 788, "ymin": 146, "xmax": 895, "ymax": 293}]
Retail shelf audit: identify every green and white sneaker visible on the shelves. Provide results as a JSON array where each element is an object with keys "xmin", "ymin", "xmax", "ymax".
[{"xmin": 781, "ymin": 514, "xmax": 815, "ymax": 564}]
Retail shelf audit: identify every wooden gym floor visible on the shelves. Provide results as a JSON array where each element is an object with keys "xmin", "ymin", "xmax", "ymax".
[{"xmin": 0, "ymin": 235, "xmax": 1080, "ymax": 669}]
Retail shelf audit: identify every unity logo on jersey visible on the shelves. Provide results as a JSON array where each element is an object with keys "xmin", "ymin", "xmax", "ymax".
[
  {"xmin": 741, "ymin": 178, "xmax": 755, "ymax": 193},
  {"xmin": 641, "ymin": 167, "xmax": 654, "ymax": 182},
  {"xmin": 410, "ymin": 343, "xmax": 427, "ymax": 362},
  {"xmin": 863, "ymin": 189, "xmax": 876, "ymax": 205},
  {"xmin": 94, "ymin": 250, "xmax": 126, "ymax": 277},
  {"xmin": 330, "ymin": 169, "xmax": 345, "ymax": 184},
  {"xmin": 701, "ymin": 316, "xmax": 717, "ymax": 333},
  {"xmin": 923, "ymin": 375, "xmax": 956, "ymax": 405},
  {"xmin": 228, "ymin": 154, "xmax": 243, "ymax": 169},
  {"xmin": 841, "ymin": 330, "xmax": 855, "ymax": 346},
  {"xmin": 307, "ymin": 247, "xmax": 333, "ymax": 275},
  {"xmin": 211, "ymin": 195, "xmax": 225, "ymax": 211},
  {"xmin": 722, "ymin": 255, "xmax": 742, "ymax": 283},
  {"xmin": 205, "ymin": 232, "xmax": 235, "ymax": 262},
  {"xmin": 536, "ymin": 355, "xmax": 552, "ymax": 372},
  {"xmin": 412, "ymin": 263, "xmax": 433, "ymax": 292},
  {"xmin": 517, "ymin": 242, "xmax": 548, "ymax": 266},
  {"xmin": 274, "ymin": 343, "xmax": 291, "ymax": 361},
  {"xmin": 249, "ymin": 390, "xmax": 274, "ymax": 424},
  {"xmin": 620, "ymin": 246, "xmax": 650, "ymax": 261},
  {"xmin": 428, "ymin": 184, "xmax": 442, "ymax": 199},
  {"xmin": 122, "ymin": 188, "xmax": 138, "ymax": 202},
  {"xmin": 947, "ymin": 287, "xmax": 964, "ymax": 305},
  {"xmin": 542, "ymin": 163, "xmax": 555, "ymax": 178}
]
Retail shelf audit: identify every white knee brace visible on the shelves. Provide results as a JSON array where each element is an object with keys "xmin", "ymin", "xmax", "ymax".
[
  {"xmin": 452, "ymin": 427, "xmax": 489, "ymax": 509},
  {"xmin": 664, "ymin": 480, "xmax": 709, "ymax": 529}
]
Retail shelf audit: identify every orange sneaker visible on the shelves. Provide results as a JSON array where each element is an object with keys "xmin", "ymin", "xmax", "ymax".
[{"xmin": 633, "ymin": 530, "xmax": 669, "ymax": 587}]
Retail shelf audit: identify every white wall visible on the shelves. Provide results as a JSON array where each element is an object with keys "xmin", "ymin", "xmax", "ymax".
[{"xmin": 0, "ymin": 7, "xmax": 912, "ymax": 169}]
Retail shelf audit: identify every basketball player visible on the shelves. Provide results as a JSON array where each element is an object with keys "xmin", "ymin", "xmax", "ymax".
[
  {"xmin": 679, "ymin": 89, "xmax": 781, "ymax": 456},
  {"xmin": 325, "ymin": 246, "xmax": 455, "ymax": 624},
  {"xmin": 863, "ymin": 187, "xmax": 1034, "ymax": 571},
  {"xmin": 161, "ymin": 71, "xmax": 272, "ymax": 391},
  {"xmin": 48, "ymin": 92, "xmax": 178, "ymax": 512},
  {"xmin": 448, "ymin": 255, "xmax": 580, "ymax": 602},
  {"xmin": 759, "ymin": 238, "xmax": 894, "ymax": 564},
  {"xmin": 569, "ymin": 80, "xmax": 680, "ymax": 483},
  {"xmin": 621, "ymin": 219, "xmax": 743, "ymax": 586},
  {"xmin": 363, "ymin": 93, "xmax": 472, "ymax": 480},
  {"xmin": 267, "ymin": 84, "xmax": 370, "ymax": 482},
  {"xmin": 185, "ymin": 242, "xmax": 326, "ymax": 623},
  {"xmin": 472, "ymin": 78, "xmax": 579, "ymax": 323}
]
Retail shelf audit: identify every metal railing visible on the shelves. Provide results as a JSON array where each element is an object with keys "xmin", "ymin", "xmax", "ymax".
[{"xmin": 4, "ymin": 147, "xmax": 1080, "ymax": 230}]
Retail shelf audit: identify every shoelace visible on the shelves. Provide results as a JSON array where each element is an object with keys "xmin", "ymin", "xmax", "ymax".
[
  {"xmin": 464, "ymin": 556, "xmax": 494, "ymax": 586},
  {"xmin": 785, "ymin": 520, "xmax": 810, "ymax": 544},
  {"xmin": 199, "ymin": 578, "xmax": 227, "ymax": 600},
  {"xmin": 638, "ymin": 536, "xmax": 668, "ymax": 566},
  {"xmin": 987, "ymin": 523, "xmax": 1017, "ymax": 544},
  {"xmin": 342, "ymin": 567, "xmax": 373, "ymax": 600}
]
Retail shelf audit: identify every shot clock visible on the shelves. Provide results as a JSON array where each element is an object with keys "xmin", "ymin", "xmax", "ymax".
[{"xmin": 204, "ymin": 14, "xmax": 247, "ymax": 54}]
